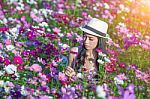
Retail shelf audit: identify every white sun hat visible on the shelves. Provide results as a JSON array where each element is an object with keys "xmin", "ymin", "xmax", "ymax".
[{"xmin": 79, "ymin": 18, "xmax": 109, "ymax": 39}]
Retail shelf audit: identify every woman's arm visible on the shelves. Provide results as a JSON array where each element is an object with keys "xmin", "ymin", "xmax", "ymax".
[
  {"xmin": 68, "ymin": 47, "xmax": 78, "ymax": 67},
  {"xmin": 65, "ymin": 47, "xmax": 78, "ymax": 77}
]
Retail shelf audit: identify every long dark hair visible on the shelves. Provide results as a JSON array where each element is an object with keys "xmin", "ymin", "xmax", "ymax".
[{"xmin": 74, "ymin": 35, "xmax": 107, "ymax": 72}]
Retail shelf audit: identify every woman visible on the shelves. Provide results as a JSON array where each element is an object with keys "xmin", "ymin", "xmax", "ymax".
[{"xmin": 65, "ymin": 18, "xmax": 109, "ymax": 79}]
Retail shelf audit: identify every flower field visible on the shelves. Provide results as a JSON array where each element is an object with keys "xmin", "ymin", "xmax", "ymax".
[{"xmin": 0, "ymin": 0, "xmax": 150, "ymax": 99}]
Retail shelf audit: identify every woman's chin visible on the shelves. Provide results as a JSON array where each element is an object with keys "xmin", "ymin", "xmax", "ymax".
[{"xmin": 85, "ymin": 48, "xmax": 93, "ymax": 50}]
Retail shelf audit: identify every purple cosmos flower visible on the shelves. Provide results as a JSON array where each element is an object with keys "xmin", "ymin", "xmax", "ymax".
[
  {"xmin": 42, "ymin": 1, "xmax": 51, "ymax": 9},
  {"xmin": 60, "ymin": 86, "xmax": 78, "ymax": 99},
  {"xmin": 10, "ymin": 90, "xmax": 22, "ymax": 98},
  {"xmin": 32, "ymin": 40, "xmax": 42, "ymax": 46},
  {"xmin": 25, "ymin": 41, "xmax": 33, "ymax": 46},
  {"xmin": 19, "ymin": 27, "xmax": 25, "ymax": 34},
  {"xmin": 21, "ymin": 50, "xmax": 30, "ymax": 56},
  {"xmin": 123, "ymin": 90, "xmax": 136, "ymax": 99},
  {"xmin": 118, "ymin": 84, "xmax": 136, "ymax": 99},
  {"xmin": 26, "ymin": 31, "xmax": 36, "ymax": 40},
  {"xmin": 127, "ymin": 64, "xmax": 138, "ymax": 70},
  {"xmin": 75, "ymin": 84, "xmax": 83, "ymax": 92},
  {"xmin": 44, "ymin": 43, "xmax": 59, "ymax": 56}
]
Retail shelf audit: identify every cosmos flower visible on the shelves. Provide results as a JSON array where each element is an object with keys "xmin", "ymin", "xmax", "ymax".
[
  {"xmin": 96, "ymin": 85, "xmax": 107, "ymax": 99},
  {"xmin": 26, "ymin": 31, "xmax": 36, "ymax": 40},
  {"xmin": 30, "ymin": 64, "xmax": 42, "ymax": 72},
  {"xmin": 4, "ymin": 64, "xmax": 17, "ymax": 75},
  {"xmin": 13, "ymin": 56, "xmax": 23, "ymax": 65},
  {"xmin": 6, "ymin": 45, "xmax": 15, "ymax": 51},
  {"xmin": 58, "ymin": 72, "xmax": 68, "ymax": 82}
]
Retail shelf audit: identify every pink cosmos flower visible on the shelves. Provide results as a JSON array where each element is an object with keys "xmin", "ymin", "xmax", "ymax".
[
  {"xmin": 3, "ymin": 58, "xmax": 10, "ymax": 65},
  {"xmin": 52, "ymin": 27, "xmax": 61, "ymax": 34},
  {"xmin": 116, "ymin": 73, "xmax": 128, "ymax": 80},
  {"xmin": 30, "ymin": 64, "xmax": 42, "ymax": 72},
  {"xmin": 13, "ymin": 56, "xmax": 23, "ymax": 65},
  {"xmin": 39, "ymin": 95, "xmax": 52, "ymax": 99},
  {"xmin": 0, "ymin": 27, "xmax": 9, "ymax": 32},
  {"xmin": 119, "ymin": 62, "xmax": 126, "ymax": 68},
  {"xmin": 20, "ymin": 16, "xmax": 26, "ymax": 22},
  {"xmin": 67, "ymin": 32, "xmax": 73, "ymax": 39},
  {"xmin": 12, "ymin": 50, "xmax": 20, "ymax": 56},
  {"xmin": 0, "ymin": 43, "xmax": 3, "ymax": 49},
  {"xmin": 108, "ymin": 96, "xmax": 119, "ymax": 99},
  {"xmin": 58, "ymin": 72, "xmax": 67, "ymax": 82},
  {"xmin": 17, "ymin": 66, "xmax": 24, "ymax": 71},
  {"xmin": 81, "ymin": 11, "xmax": 88, "ymax": 18},
  {"xmin": 96, "ymin": 48, "xmax": 103, "ymax": 53},
  {"xmin": 105, "ymin": 62, "xmax": 116, "ymax": 72},
  {"xmin": 30, "ymin": 12, "xmax": 37, "ymax": 19},
  {"xmin": 4, "ymin": 39, "xmax": 12, "ymax": 45}
]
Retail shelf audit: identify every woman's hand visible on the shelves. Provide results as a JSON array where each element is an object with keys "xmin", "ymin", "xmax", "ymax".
[{"xmin": 64, "ymin": 66, "xmax": 76, "ymax": 78}]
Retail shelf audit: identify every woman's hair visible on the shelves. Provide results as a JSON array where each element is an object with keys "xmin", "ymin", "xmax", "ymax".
[{"xmin": 74, "ymin": 35, "xmax": 107, "ymax": 72}]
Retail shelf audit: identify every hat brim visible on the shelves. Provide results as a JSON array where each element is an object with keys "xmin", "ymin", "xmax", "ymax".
[{"xmin": 79, "ymin": 26, "xmax": 108, "ymax": 39}]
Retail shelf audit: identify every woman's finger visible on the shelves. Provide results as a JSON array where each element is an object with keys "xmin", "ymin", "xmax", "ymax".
[
  {"xmin": 66, "ymin": 67, "xmax": 74, "ymax": 73},
  {"xmin": 65, "ymin": 70, "xmax": 72, "ymax": 77},
  {"xmin": 68, "ymin": 67, "xmax": 75, "ymax": 72},
  {"xmin": 65, "ymin": 72, "xmax": 71, "ymax": 77},
  {"xmin": 65, "ymin": 70, "xmax": 75, "ymax": 77}
]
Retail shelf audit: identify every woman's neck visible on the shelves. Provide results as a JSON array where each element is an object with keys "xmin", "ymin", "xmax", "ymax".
[{"xmin": 86, "ymin": 49, "xmax": 95, "ymax": 58}]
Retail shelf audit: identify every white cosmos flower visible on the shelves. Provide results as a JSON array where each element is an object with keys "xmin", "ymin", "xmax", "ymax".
[
  {"xmin": 97, "ymin": 59, "xmax": 104, "ymax": 64},
  {"xmin": 26, "ymin": 0, "xmax": 37, "ymax": 4},
  {"xmin": 39, "ymin": 22, "xmax": 48, "ymax": 27},
  {"xmin": 14, "ymin": 73, "xmax": 20, "ymax": 80},
  {"xmin": 0, "ymin": 80, "xmax": 4, "ymax": 87},
  {"xmin": 3, "ymin": 18, "xmax": 8, "ymax": 24},
  {"xmin": 62, "ymin": 44, "xmax": 69, "ymax": 49},
  {"xmin": 3, "ymin": 81, "xmax": 12, "ymax": 93},
  {"xmin": 9, "ymin": 27, "xmax": 19, "ymax": 39},
  {"xmin": 32, "ymin": 8, "xmax": 38, "ymax": 14},
  {"xmin": 4, "ymin": 64, "xmax": 17, "ymax": 75},
  {"xmin": 98, "ymin": 52, "xmax": 106, "ymax": 57},
  {"xmin": 76, "ymin": 73, "xmax": 83, "ymax": 79},
  {"xmin": 0, "ymin": 20, "xmax": 3, "ymax": 24},
  {"xmin": 47, "ymin": 28, "xmax": 51, "ymax": 32},
  {"xmin": 104, "ymin": 3, "xmax": 110, "ymax": 9},
  {"xmin": 58, "ymin": 33, "xmax": 64, "ymax": 37},
  {"xmin": 96, "ymin": 85, "xmax": 107, "ymax": 99},
  {"xmin": 114, "ymin": 77, "xmax": 124, "ymax": 85},
  {"xmin": 21, "ymin": 85, "xmax": 29, "ymax": 96},
  {"xmin": 0, "ymin": 70, "xmax": 5, "ymax": 76},
  {"xmin": 104, "ymin": 57, "xmax": 111, "ymax": 63},
  {"xmin": 6, "ymin": 45, "xmax": 15, "ymax": 51},
  {"xmin": 40, "ymin": 9, "xmax": 48, "ymax": 17}
]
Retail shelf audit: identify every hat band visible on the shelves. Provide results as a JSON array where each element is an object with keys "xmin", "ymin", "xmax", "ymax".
[{"xmin": 83, "ymin": 25, "xmax": 106, "ymax": 37}]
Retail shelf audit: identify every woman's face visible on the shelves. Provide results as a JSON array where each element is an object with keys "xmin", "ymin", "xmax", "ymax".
[{"xmin": 83, "ymin": 33, "xmax": 99, "ymax": 50}]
